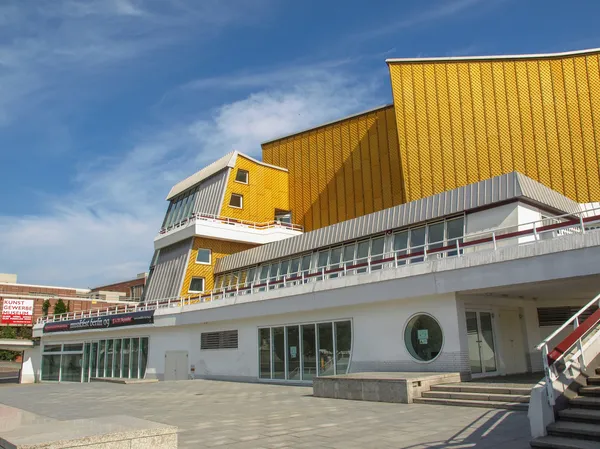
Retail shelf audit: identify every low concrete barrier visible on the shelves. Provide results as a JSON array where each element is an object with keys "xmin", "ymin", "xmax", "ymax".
[
  {"xmin": 313, "ymin": 372, "xmax": 464, "ymax": 403},
  {"xmin": 0, "ymin": 413, "xmax": 177, "ymax": 449}
]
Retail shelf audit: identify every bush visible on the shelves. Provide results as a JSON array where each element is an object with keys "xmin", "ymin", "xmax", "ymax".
[{"xmin": 53, "ymin": 298, "xmax": 68, "ymax": 315}]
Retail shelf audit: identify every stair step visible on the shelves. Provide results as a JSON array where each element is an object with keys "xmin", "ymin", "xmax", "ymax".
[
  {"xmin": 432, "ymin": 383, "xmax": 532, "ymax": 395},
  {"xmin": 560, "ymin": 408, "xmax": 600, "ymax": 423},
  {"xmin": 530, "ymin": 435, "xmax": 600, "ymax": 448},
  {"xmin": 579, "ymin": 386, "xmax": 600, "ymax": 396},
  {"xmin": 547, "ymin": 421, "xmax": 600, "ymax": 441},
  {"xmin": 586, "ymin": 376, "xmax": 600, "ymax": 386},
  {"xmin": 422, "ymin": 390, "xmax": 530, "ymax": 403},
  {"xmin": 571, "ymin": 396, "xmax": 600, "ymax": 409},
  {"xmin": 413, "ymin": 397, "xmax": 528, "ymax": 411}
]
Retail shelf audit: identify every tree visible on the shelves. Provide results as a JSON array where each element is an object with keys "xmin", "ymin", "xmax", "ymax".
[
  {"xmin": 53, "ymin": 298, "xmax": 68, "ymax": 315},
  {"xmin": 42, "ymin": 299, "xmax": 51, "ymax": 316},
  {"xmin": 0, "ymin": 326, "xmax": 17, "ymax": 361}
]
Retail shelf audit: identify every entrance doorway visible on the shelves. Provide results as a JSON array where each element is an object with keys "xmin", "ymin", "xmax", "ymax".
[
  {"xmin": 466, "ymin": 311, "xmax": 498, "ymax": 376},
  {"xmin": 498, "ymin": 309, "xmax": 527, "ymax": 374},
  {"xmin": 164, "ymin": 351, "xmax": 188, "ymax": 381}
]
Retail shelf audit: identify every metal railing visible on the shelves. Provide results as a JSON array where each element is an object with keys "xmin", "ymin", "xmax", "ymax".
[
  {"xmin": 535, "ymin": 293, "xmax": 600, "ymax": 405},
  {"xmin": 159, "ymin": 212, "xmax": 304, "ymax": 235},
  {"xmin": 37, "ymin": 208, "xmax": 600, "ymax": 325}
]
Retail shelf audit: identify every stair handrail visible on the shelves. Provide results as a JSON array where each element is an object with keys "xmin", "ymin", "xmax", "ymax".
[{"xmin": 536, "ymin": 292, "xmax": 600, "ymax": 406}]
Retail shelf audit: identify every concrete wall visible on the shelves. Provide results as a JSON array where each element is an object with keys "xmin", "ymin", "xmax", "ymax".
[{"xmin": 20, "ymin": 346, "xmax": 41, "ymax": 384}]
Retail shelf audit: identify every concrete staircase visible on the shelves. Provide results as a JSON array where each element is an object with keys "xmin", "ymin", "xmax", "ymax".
[
  {"xmin": 531, "ymin": 367, "xmax": 600, "ymax": 448},
  {"xmin": 413, "ymin": 383, "xmax": 530, "ymax": 411}
]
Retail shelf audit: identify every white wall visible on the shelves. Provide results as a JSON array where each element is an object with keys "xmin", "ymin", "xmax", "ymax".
[{"xmin": 20, "ymin": 346, "xmax": 41, "ymax": 383}]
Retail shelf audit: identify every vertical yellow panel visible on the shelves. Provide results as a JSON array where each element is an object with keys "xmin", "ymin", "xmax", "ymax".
[
  {"xmin": 333, "ymin": 124, "xmax": 346, "ymax": 222},
  {"xmin": 480, "ymin": 62, "xmax": 501, "ymax": 177},
  {"xmin": 504, "ymin": 61, "xmax": 526, "ymax": 175},
  {"xmin": 435, "ymin": 64, "xmax": 456, "ymax": 190},
  {"xmin": 424, "ymin": 64, "xmax": 445, "ymax": 194},
  {"xmin": 400, "ymin": 65, "xmax": 420, "ymax": 200},
  {"xmin": 342, "ymin": 120, "xmax": 355, "ymax": 219},
  {"xmin": 293, "ymin": 137, "xmax": 303, "ymax": 225},
  {"xmin": 271, "ymin": 143, "xmax": 280, "ymax": 167},
  {"xmin": 578, "ymin": 56, "xmax": 600, "ymax": 200},
  {"xmin": 412, "ymin": 64, "xmax": 432, "ymax": 198},
  {"xmin": 550, "ymin": 59, "xmax": 575, "ymax": 198},
  {"xmin": 563, "ymin": 58, "xmax": 587, "ymax": 201},
  {"xmin": 491, "ymin": 62, "xmax": 513, "ymax": 175},
  {"xmin": 350, "ymin": 119, "xmax": 364, "ymax": 216},
  {"xmin": 539, "ymin": 60, "xmax": 563, "ymax": 193},
  {"xmin": 377, "ymin": 109, "xmax": 393, "ymax": 209},
  {"xmin": 308, "ymin": 131, "xmax": 320, "ymax": 229},
  {"xmin": 527, "ymin": 60, "xmax": 551, "ymax": 186},
  {"xmin": 458, "ymin": 63, "xmax": 480, "ymax": 184},
  {"xmin": 386, "ymin": 106, "xmax": 404, "ymax": 205},
  {"xmin": 516, "ymin": 61, "xmax": 539, "ymax": 180},
  {"xmin": 587, "ymin": 55, "xmax": 600, "ymax": 201},
  {"xmin": 358, "ymin": 116, "xmax": 373, "ymax": 214},
  {"xmin": 286, "ymin": 136, "xmax": 295, "ymax": 210},
  {"xmin": 325, "ymin": 126, "xmax": 337, "ymax": 224},
  {"xmin": 469, "ymin": 62, "xmax": 491, "ymax": 179},
  {"xmin": 301, "ymin": 134, "xmax": 313, "ymax": 230},
  {"xmin": 446, "ymin": 63, "xmax": 468, "ymax": 188},
  {"xmin": 368, "ymin": 114, "xmax": 383, "ymax": 211},
  {"xmin": 316, "ymin": 129, "xmax": 329, "ymax": 226}
]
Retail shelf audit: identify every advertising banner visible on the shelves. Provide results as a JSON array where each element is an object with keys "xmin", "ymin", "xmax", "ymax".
[
  {"xmin": 1, "ymin": 299, "xmax": 34, "ymax": 325},
  {"xmin": 43, "ymin": 310, "xmax": 155, "ymax": 334}
]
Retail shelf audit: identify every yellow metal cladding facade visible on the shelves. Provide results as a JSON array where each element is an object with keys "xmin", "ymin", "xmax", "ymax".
[
  {"xmin": 262, "ymin": 105, "xmax": 405, "ymax": 231},
  {"xmin": 180, "ymin": 237, "xmax": 256, "ymax": 296},
  {"xmin": 387, "ymin": 50, "xmax": 600, "ymax": 203},
  {"xmin": 220, "ymin": 155, "xmax": 289, "ymax": 222}
]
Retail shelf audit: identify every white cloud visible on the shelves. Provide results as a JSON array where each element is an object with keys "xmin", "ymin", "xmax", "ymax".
[{"xmin": 0, "ymin": 60, "xmax": 382, "ymax": 287}]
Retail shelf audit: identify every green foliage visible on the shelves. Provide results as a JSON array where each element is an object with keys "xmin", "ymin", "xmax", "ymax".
[
  {"xmin": 0, "ymin": 326, "xmax": 18, "ymax": 361},
  {"xmin": 53, "ymin": 298, "xmax": 68, "ymax": 315},
  {"xmin": 42, "ymin": 299, "xmax": 51, "ymax": 316}
]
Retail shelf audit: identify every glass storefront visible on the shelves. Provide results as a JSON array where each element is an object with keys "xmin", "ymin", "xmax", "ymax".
[
  {"xmin": 258, "ymin": 320, "xmax": 352, "ymax": 382},
  {"xmin": 41, "ymin": 337, "xmax": 149, "ymax": 382},
  {"xmin": 404, "ymin": 314, "xmax": 443, "ymax": 362}
]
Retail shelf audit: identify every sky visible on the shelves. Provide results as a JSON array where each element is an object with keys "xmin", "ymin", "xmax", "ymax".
[{"xmin": 1, "ymin": 0, "xmax": 599, "ymax": 288}]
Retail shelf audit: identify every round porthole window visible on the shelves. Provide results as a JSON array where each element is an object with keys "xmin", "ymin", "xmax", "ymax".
[{"xmin": 404, "ymin": 314, "xmax": 443, "ymax": 362}]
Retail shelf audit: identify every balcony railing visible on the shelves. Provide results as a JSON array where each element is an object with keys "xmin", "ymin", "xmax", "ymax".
[
  {"xmin": 159, "ymin": 212, "xmax": 304, "ymax": 235},
  {"xmin": 38, "ymin": 208, "xmax": 600, "ymax": 325}
]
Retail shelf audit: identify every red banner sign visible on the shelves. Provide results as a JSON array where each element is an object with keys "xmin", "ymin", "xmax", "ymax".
[{"xmin": 1, "ymin": 299, "xmax": 34, "ymax": 325}]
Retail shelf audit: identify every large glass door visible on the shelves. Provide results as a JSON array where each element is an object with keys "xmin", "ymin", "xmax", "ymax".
[{"xmin": 466, "ymin": 311, "xmax": 497, "ymax": 376}]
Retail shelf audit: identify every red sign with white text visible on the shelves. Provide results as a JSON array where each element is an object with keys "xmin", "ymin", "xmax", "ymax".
[{"xmin": 1, "ymin": 299, "xmax": 34, "ymax": 325}]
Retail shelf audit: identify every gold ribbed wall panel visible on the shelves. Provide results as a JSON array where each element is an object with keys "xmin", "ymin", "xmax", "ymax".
[
  {"xmin": 220, "ymin": 155, "xmax": 289, "ymax": 222},
  {"xmin": 262, "ymin": 105, "xmax": 406, "ymax": 231},
  {"xmin": 388, "ymin": 52, "xmax": 600, "ymax": 202},
  {"xmin": 180, "ymin": 237, "xmax": 255, "ymax": 296}
]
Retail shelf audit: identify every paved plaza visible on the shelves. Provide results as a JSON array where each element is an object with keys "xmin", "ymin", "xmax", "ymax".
[{"xmin": 0, "ymin": 380, "xmax": 531, "ymax": 448}]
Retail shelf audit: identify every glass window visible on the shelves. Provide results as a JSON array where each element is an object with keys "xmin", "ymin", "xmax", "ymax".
[
  {"xmin": 404, "ymin": 314, "xmax": 443, "ymax": 362},
  {"xmin": 90, "ymin": 342, "xmax": 98, "ymax": 379},
  {"xmin": 356, "ymin": 240, "xmax": 370, "ymax": 273},
  {"xmin": 246, "ymin": 267, "xmax": 256, "ymax": 285},
  {"xmin": 286, "ymin": 326, "xmax": 300, "ymax": 380},
  {"xmin": 318, "ymin": 323, "xmax": 335, "ymax": 376},
  {"xmin": 410, "ymin": 227, "xmax": 426, "ymax": 263},
  {"xmin": 272, "ymin": 327, "xmax": 285, "ymax": 379},
  {"xmin": 301, "ymin": 255, "xmax": 311, "ymax": 273},
  {"xmin": 189, "ymin": 277, "xmax": 205, "ymax": 293},
  {"xmin": 317, "ymin": 250, "xmax": 329, "ymax": 268},
  {"xmin": 279, "ymin": 260, "xmax": 289, "ymax": 279},
  {"xmin": 328, "ymin": 247, "xmax": 342, "ymax": 278},
  {"xmin": 131, "ymin": 338, "xmax": 140, "ymax": 379},
  {"xmin": 122, "ymin": 338, "xmax": 130, "ymax": 379},
  {"xmin": 335, "ymin": 321, "xmax": 352, "ymax": 375},
  {"xmin": 235, "ymin": 169, "xmax": 249, "ymax": 184},
  {"xmin": 239, "ymin": 270, "xmax": 248, "ymax": 285},
  {"xmin": 259, "ymin": 265, "xmax": 269, "ymax": 281},
  {"xmin": 446, "ymin": 217, "xmax": 464, "ymax": 256},
  {"xmin": 140, "ymin": 337, "xmax": 149, "ymax": 378},
  {"xmin": 343, "ymin": 244, "xmax": 355, "ymax": 264},
  {"xmin": 41, "ymin": 355, "xmax": 61, "ymax": 381},
  {"xmin": 98, "ymin": 340, "xmax": 106, "ymax": 377},
  {"xmin": 370, "ymin": 236, "xmax": 385, "ymax": 270},
  {"xmin": 113, "ymin": 339, "xmax": 121, "ymax": 378},
  {"xmin": 196, "ymin": 248, "xmax": 211, "ymax": 264},
  {"xmin": 60, "ymin": 353, "xmax": 82, "ymax": 382},
  {"xmin": 215, "ymin": 276, "xmax": 224, "ymax": 289},
  {"xmin": 44, "ymin": 344, "xmax": 62, "ymax": 352},
  {"xmin": 301, "ymin": 324, "xmax": 316, "ymax": 381},
  {"xmin": 62, "ymin": 343, "xmax": 84, "ymax": 352},
  {"xmin": 106, "ymin": 340, "xmax": 114, "ymax": 377},
  {"xmin": 289, "ymin": 258, "xmax": 300, "ymax": 277},
  {"xmin": 394, "ymin": 231, "xmax": 408, "ymax": 265},
  {"xmin": 427, "ymin": 222, "xmax": 445, "ymax": 256},
  {"xmin": 259, "ymin": 328, "xmax": 271, "ymax": 379},
  {"xmin": 229, "ymin": 193, "xmax": 243, "ymax": 208}
]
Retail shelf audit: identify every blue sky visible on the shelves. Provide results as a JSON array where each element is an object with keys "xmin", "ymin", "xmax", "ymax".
[{"xmin": 1, "ymin": 0, "xmax": 599, "ymax": 287}]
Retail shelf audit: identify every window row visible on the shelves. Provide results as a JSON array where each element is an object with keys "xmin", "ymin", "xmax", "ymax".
[
  {"xmin": 259, "ymin": 320, "xmax": 352, "ymax": 382},
  {"xmin": 41, "ymin": 338, "xmax": 149, "ymax": 382},
  {"xmin": 163, "ymin": 187, "xmax": 201, "ymax": 229},
  {"xmin": 214, "ymin": 217, "xmax": 464, "ymax": 290}
]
